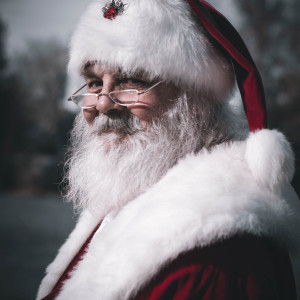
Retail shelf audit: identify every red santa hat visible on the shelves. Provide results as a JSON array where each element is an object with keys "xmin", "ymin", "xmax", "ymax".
[{"xmin": 69, "ymin": 0, "xmax": 267, "ymax": 132}]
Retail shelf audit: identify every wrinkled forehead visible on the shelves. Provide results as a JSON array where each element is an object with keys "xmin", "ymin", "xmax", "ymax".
[{"xmin": 81, "ymin": 61, "xmax": 158, "ymax": 82}]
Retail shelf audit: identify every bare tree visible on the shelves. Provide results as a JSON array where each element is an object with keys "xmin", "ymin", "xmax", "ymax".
[{"xmin": 1, "ymin": 37, "xmax": 75, "ymax": 193}]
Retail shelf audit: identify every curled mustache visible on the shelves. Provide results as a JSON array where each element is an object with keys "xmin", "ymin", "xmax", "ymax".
[{"xmin": 90, "ymin": 111, "xmax": 143, "ymax": 136}]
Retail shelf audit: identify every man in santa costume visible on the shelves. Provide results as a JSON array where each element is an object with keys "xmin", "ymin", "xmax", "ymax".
[{"xmin": 37, "ymin": 0, "xmax": 300, "ymax": 299}]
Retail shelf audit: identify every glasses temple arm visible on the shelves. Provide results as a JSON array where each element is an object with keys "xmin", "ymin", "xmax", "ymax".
[
  {"xmin": 138, "ymin": 80, "xmax": 164, "ymax": 95},
  {"xmin": 68, "ymin": 83, "xmax": 87, "ymax": 101}
]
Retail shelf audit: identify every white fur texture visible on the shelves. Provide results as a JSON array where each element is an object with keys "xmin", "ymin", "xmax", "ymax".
[
  {"xmin": 68, "ymin": 0, "xmax": 234, "ymax": 102},
  {"xmin": 246, "ymin": 130, "xmax": 295, "ymax": 193},
  {"xmin": 37, "ymin": 130, "xmax": 300, "ymax": 300}
]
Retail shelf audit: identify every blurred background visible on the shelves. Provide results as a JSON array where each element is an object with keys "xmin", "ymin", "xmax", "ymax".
[{"xmin": 0, "ymin": 0, "xmax": 299, "ymax": 299}]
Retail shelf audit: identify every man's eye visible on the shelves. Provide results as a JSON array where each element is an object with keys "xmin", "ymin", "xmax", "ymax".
[
  {"xmin": 119, "ymin": 78, "xmax": 148, "ymax": 88},
  {"xmin": 88, "ymin": 81, "xmax": 102, "ymax": 89}
]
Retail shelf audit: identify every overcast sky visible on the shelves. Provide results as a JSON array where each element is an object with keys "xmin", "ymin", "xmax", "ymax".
[
  {"xmin": 0, "ymin": 0, "xmax": 91, "ymax": 53},
  {"xmin": 0, "ymin": 0, "xmax": 240, "ymax": 54}
]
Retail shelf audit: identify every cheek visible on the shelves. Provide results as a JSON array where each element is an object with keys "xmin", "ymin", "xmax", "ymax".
[
  {"xmin": 128, "ymin": 102, "xmax": 169, "ymax": 124},
  {"xmin": 128, "ymin": 107, "xmax": 156, "ymax": 124},
  {"xmin": 129, "ymin": 91, "xmax": 177, "ymax": 123},
  {"xmin": 83, "ymin": 109, "xmax": 98, "ymax": 125}
]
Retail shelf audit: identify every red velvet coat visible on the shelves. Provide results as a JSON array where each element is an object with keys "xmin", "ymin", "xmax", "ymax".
[
  {"xmin": 42, "ymin": 233, "xmax": 296, "ymax": 300},
  {"xmin": 134, "ymin": 236, "xmax": 296, "ymax": 300}
]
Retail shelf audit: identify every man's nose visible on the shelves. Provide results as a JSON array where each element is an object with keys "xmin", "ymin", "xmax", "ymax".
[{"xmin": 95, "ymin": 81, "xmax": 123, "ymax": 114}]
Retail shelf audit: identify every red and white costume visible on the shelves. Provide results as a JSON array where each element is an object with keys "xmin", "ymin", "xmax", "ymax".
[
  {"xmin": 37, "ymin": 130, "xmax": 299, "ymax": 299},
  {"xmin": 37, "ymin": 0, "xmax": 300, "ymax": 298}
]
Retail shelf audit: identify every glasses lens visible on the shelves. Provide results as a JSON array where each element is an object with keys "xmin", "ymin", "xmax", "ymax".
[
  {"xmin": 110, "ymin": 90, "xmax": 139, "ymax": 105},
  {"xmin": 72, "ymin": 95, "xmax": 97, "ymax": 108}
]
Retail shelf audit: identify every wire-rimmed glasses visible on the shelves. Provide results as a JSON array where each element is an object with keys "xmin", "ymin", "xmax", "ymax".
[{"xmin": 68, "ymin": 80, "xmax": 163, "ymax": 109}]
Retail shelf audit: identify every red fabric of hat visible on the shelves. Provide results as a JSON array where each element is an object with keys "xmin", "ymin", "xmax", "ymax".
[{"xmin": 186, "ymin": 0, "xmax": 267, "ymax": 132}]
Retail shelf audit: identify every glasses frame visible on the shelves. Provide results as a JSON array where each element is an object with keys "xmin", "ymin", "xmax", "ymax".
[{"xmin": 68, "ymin": 80, "xmax": 163, "ymax": 109}]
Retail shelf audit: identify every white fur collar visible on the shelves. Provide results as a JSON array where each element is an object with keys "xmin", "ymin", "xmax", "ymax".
[{"xmin": 37, "ymin": 129, "xmax": 300, "ymax": 300}]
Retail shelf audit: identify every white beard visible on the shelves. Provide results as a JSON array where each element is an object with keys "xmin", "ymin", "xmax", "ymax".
[{"xmin": 63, "ymin": 93, "xmax": 230, "ymax": 216}]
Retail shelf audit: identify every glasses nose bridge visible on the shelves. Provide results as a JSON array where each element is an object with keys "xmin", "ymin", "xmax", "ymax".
[
  {"xmin": 101, "ymin": 75, "xmax": 116, "ymax": 94},
  {"xmin": 96, "ymin": 92, "xmax": 110, "ymax": 102},
  {"xmin": 95, "ymin": 80, "xmax": 124, "ymax": 112},
  {"xmin": 96, "ymin": 76, "xmax": 118, "ymax": 104}
]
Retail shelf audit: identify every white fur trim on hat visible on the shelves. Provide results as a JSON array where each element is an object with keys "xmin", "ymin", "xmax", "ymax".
[{"xmin": 68, "ymin": 0, "xmax": 234, "ymax": 102}]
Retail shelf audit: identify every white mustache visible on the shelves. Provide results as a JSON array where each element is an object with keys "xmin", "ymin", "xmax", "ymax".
[{"xmin": 90, "ymin": 112, "xmax": 143, "ymax": 136}]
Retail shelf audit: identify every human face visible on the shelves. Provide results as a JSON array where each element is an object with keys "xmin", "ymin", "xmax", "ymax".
[{"xmin": 80, "ymin": 64, "xmax": 179, "ymax": 127}]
